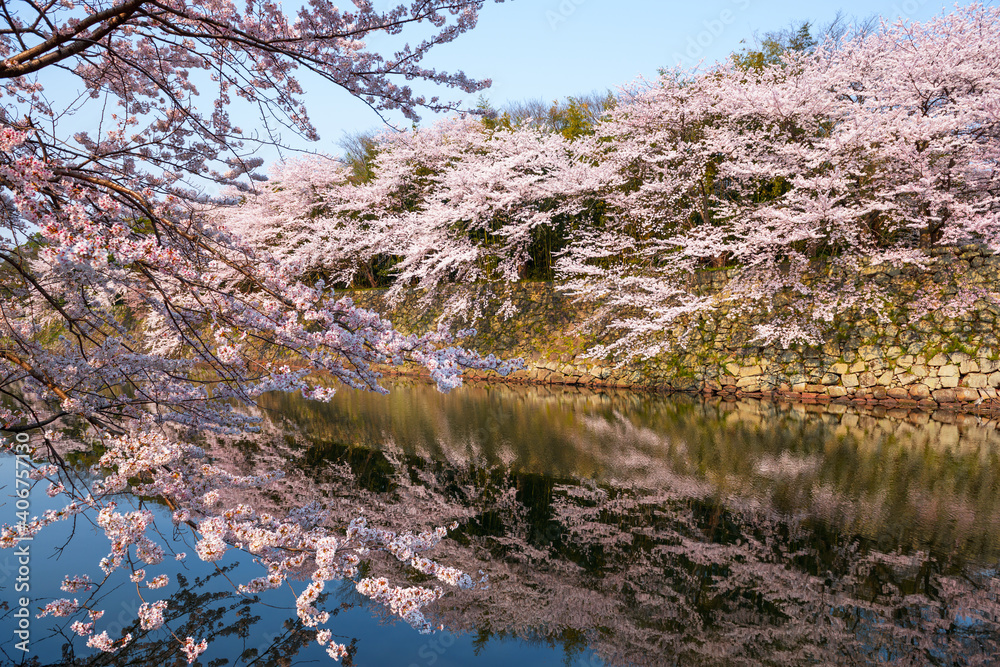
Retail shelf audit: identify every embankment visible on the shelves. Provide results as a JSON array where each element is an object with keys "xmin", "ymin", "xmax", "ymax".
[{"xmin": 349, "ymin": 245, "xmax": 1000, "ymax": 412}]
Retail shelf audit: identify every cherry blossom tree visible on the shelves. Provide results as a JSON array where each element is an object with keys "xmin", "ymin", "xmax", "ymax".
[
  {"xmin": 219, "ymin": 114, "xmax": 610, "ymax": 325},
  {"xmin": 232, "ymin": 6, "xmax": 1000, "ymax": 361},
  {"xmin": 559, "ymin": 5, "xmax": 1000, "ymax": 355},
  {"xmin": 0, "ymin": 0, "xmax": 520, "ymax": 661}
]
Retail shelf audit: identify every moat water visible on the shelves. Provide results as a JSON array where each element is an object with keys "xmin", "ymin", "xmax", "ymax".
[{"xmin": 3, "ymin": 380, "xmax": 1000, "ymax": 665}]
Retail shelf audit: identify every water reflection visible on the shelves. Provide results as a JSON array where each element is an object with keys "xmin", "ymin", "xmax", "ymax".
[
  {"xmin": 6, "ymin": 382, "xmax": 1000, "ymax": 666},
  {"xmin": 242, "ymin": 382, "xmax": 1000, "ymax": 665},
  {"xmin": 259, "ymin": 381, "xmax": 1000, "ymax": 564}
]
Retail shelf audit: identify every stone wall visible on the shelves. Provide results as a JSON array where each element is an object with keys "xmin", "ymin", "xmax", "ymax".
[{"xmin": 349, "ymin": 245, "xmax": 1000, "ymax": 411}]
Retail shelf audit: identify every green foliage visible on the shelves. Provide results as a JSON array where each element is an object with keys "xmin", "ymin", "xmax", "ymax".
[
  {"xmin": 488, "ymin": 91, "xmax": 615, "ymax": 137},
  {"xmin": 477, "ymin": 95, "xmax": 514, "ymax": 132},
  {"xmin": 548, "ymin": 93, "xmax": 616, "ymax": 141},
  {"xmin": 338, "ymin": 130, "xmax": 380, "ymax": 185},
  {"xmin": 550, "ymin": 97, "xmax": 593, "ymax": 140},
  {"xmin": 731, "ymin": 22, "xmax": 816, "ymax": 72}
]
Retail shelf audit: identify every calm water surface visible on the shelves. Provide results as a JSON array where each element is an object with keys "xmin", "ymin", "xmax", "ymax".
[{"xmin": 3, "ymin": 380, "xmax": 1000, "ymax": 666}]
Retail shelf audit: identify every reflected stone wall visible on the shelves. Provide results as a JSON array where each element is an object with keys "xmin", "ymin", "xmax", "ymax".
[
  {"xmin": 349, "ymin": 245, "xmax": 1000, "ymax": 411},
  {"xmin": 254, "ymin": 383, "xmax": 1000, "ymax": 561}
]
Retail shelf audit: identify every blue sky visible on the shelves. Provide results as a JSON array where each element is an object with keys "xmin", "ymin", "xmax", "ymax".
[{"xmin": 264, "ymin": 0, "xmax": 958, "ymax": 164}]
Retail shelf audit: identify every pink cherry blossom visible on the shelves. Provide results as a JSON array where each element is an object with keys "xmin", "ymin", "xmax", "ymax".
[{"xmin": 0, "ymin": 0, "xmax": 510, "ymax": 661}]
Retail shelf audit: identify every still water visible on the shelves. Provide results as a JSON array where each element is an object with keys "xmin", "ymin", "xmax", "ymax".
[{"xmin": 3, "ymin": 380, "xmax": 1000, "ymax": 666}]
